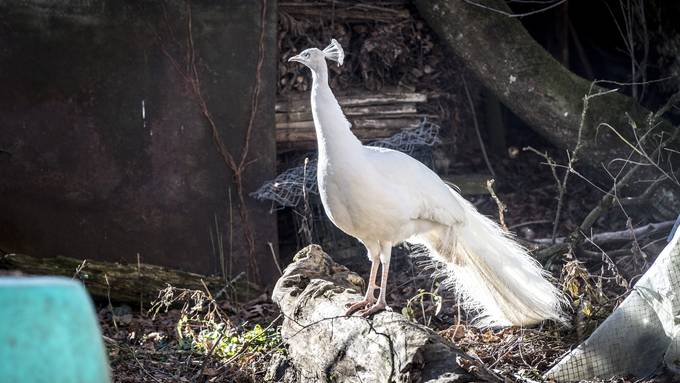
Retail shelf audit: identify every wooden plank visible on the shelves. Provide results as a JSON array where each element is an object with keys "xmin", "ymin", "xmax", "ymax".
[
  {"xmin": 276, "ymin": 92, "xmax": 427, "ymax": 113},
  {"xmin": 276, "ymin": 127, "xmax": 398, "ymax": 143},
  {"xmin": 352, "ymin": 117, "xmax": 423, "ymax": 129},
  {"xmin": 279, "ymin": 3, "xmax": 411, "ymax": 22},
  {"xmin": 276, "ymin": 117, "xmax": 423, "ymax": 131},
  {"xmin": 275, "ymin": 103, "xmax": 418, "ymax": 123},
  {"xmin": 339, "ymin": 93, "xmax": 427, "ymax": 107}
]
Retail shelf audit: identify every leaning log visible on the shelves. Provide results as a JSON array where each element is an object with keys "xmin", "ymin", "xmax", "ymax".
[
  {"xmin": 272, "ymin": 245, "xmax": 498, "ymax": 383},
  {"xmin": 0, "ymin": 253, "xmax": 257, "ymax": 304},
  {"xmin": 414, "ymin": 0, "xmax": 677, "ymax": 179}
]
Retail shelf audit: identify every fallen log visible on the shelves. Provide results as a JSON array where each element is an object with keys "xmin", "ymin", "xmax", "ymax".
[
  {"xmin": 532, "ymin": 220, "xmax": 675, "ymax": 246},
  {"xmin": 0, "ymin": 253, "xmax": 258, "ymax": 304},
  {"xmin": 272, "ymin": 245, "xmax": 498, "ymax": 383}
]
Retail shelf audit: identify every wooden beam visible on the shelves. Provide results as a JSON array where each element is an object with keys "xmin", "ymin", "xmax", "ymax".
[
  {"xmin": 276, "ymin": 118, "xmax": 424, "ymax": 143},
  {"xmin": 275, "ymin": 103, "xmax": 418, "ymax": 124},
  {"xmin": 276, "ymin": 92, "xmax": 427, "ymax": 113}
]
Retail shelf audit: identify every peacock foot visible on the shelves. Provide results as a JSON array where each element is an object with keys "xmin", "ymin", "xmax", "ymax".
[
  {"xmin": 345, "ymin": 298, "xmax": 376, "ymax": 316},
  {"xmin": 359, "ymin": 302, "xmax": 391, "ymax": 317}
]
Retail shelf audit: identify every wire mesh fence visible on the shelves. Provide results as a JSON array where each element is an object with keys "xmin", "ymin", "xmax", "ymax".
[
  {"xmin": 545, "ymin": 227, "xmax": 680, "ymax": 381},
  {"xmin": 251, "ymin": 119, "xmax": 441, "ymax": 209}
]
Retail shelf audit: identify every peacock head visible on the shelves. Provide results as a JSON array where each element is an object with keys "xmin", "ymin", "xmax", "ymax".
[{"xmin": 288, "ymin": 39, "xmax": 344, "ymax": 72}]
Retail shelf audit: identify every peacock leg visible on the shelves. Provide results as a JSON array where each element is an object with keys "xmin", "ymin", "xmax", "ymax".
[
  {"xmin": 345, "ymin": 257, "xmax": 379, "ymax": 315},
  {"xmin": 360, "ymin": 243, "xmax": 392, "ymax": 317}
]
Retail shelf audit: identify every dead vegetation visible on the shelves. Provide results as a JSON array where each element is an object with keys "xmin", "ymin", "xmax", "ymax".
[{"xmin": 102, "ymin": 286, "xmax": 282, "ymax": 383}]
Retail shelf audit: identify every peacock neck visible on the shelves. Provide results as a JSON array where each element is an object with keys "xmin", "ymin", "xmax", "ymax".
[{"xmin": 310, "ymin": 65, "xmax": 361, "ymax": 159}]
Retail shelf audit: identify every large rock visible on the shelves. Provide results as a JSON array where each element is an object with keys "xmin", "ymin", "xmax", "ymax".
[{"xmin": 272, "ymin": 245, "xmax": 496, "ymax": 383}]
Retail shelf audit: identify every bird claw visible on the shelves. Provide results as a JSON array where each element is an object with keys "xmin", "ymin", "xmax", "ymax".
[
  {"xmin": 345, "ymin": 299, "xmax": 376, "ymax": 316},
  {"xmin": 359, "ymin": 302, "xmax": 390, "ymax": 317}
]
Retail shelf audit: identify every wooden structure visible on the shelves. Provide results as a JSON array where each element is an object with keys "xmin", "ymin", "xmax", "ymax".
[
  {"xmin": 0, "ymin": 1, "xmax": 279, "ymax": 283},
  {"xmin": 276, "ymin": 90, "xmax": 433, "ymax": 151}
]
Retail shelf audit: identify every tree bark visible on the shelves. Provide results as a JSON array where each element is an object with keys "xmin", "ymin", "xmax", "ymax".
[
  {"xmin": 414, "ymin": 0, "xmax": 674, "ymax": 173},
  {"xmin": 0, "ymin": 253, "xmax": 256, "ymax": 304},
  {"xmin": 272, "ymin": 245, "xmax": 498, "ymax": 383}
]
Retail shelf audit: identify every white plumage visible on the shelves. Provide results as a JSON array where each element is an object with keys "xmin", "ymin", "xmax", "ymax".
[{"xmin": 288, "ymin": 39, "xmax": 566, "ymax": 327}]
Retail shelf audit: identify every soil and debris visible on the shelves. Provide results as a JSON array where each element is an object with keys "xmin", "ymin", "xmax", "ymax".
[
  {"xmin": 101, "ymin": 288, "xmax": 281, "ymax": 383},
  {"xmin": 100, "ymin": 226, "xmax": 667, "ymax": 382}
]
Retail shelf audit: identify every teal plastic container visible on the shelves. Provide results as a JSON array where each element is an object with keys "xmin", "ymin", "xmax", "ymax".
[{"xmin": 0, "ymin": 277, "xmax": 111, "ymax": 383}]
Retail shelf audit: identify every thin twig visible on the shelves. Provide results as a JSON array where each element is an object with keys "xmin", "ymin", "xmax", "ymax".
[
  {"xmin": 462, "ymin": 76, "xmax": 496, "ymax": 179},
  {"xmin": 464, "ymin": 0, "xmax": 566, "ymax": 18},
  {"xmin": 300, "ymin": 157, "xmax": 314, "ymax": 244},
  {"xmin": 105, "ymin": 274, "xmax": 118, "ymax": 331},
  {"xmin": 194, "ymin": 330, "xmax": 227, "ymax": 381},
  {"xmin": 72, "ymin": 259, "xmax": 87, "ymax": 279},
  {"xmin": 508, "ymin": 219, "xmax": 551, "ymax": 230},
  {"xmin": 137, "ymin": 253, "xmax": 143, "ymax": 313},
  {"xmin": 268, "ymin": 242, "xmax": 283, "ymax": 276},
  {"xmin": 130, "ymin": 347, "xmax": 164, "ymax": 383},
  {"xmin": 220, "ymin": 314, "xmax": 282, "ymax": 368},
  {"xmin": 486, "ymin": 179, "xmax": 507, "ymax": 231}
]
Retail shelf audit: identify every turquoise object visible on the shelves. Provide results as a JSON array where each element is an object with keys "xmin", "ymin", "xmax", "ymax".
[{"xmin": 0, "ymin": 277, "xmax": 111, "ymax": 383}]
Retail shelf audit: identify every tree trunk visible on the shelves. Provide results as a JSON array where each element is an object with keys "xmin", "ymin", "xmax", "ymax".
[
  {"xmin": 413, "ymin": 0, "xmax": 674, "ymax": 175},
  {"xmin": 0, "ymin": 253, "xmax": 257, "ymax": 304},
  {"xmin": 271, "ymin": 245, "xmax": 499, "ymax": 383}
]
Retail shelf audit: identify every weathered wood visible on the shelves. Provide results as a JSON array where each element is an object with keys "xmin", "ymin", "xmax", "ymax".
[
  {"xmin": 276, "ymin": 104, "xmax": 419, "ymax": 123},
  {"xmin": 275, "ymin": 91, "xmax": 432, "ymax": 147},
  {"xmin": 272, "ymin": 245, "xmax": 498, "ymax": 383},
  {"xmin": 277, "ymin": 117, "xmax": 425, "ymax": 131},
  {"xmin": 444, "ymin": 173, "xmax": 493, "ymax": 196},
  {"xmin": 276, "ymin": 124, "xmax": 419, "ymax": 148},
  {"xmin": 279, "ymin": 2, "xmax": 411, "ymax": 22},
  {"xmin": 276, "ymin": 118, "xmax": 425, "ymax": 145},
  {"xmin": 0, "ymin": 253, "xmax": 257, "ymax": 304},
  {"xmin": 276, "ymin": 92, "xmax": 428, "ymax": 113}
]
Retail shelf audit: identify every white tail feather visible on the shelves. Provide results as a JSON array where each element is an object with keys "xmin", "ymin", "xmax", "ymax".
[{"xmin": 412, "ymin": 187, "xmax": 567, "ymax": 327}]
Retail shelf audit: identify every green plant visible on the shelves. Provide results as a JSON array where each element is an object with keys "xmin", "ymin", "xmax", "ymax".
[{"xmin": 402, "ymin": 288, "xmax": 443, "ymax": 326}]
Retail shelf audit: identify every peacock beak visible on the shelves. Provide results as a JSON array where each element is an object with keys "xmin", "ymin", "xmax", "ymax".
[{"xmin": 288, "ymin": 54, "xmax": 303, "ymax": 63}]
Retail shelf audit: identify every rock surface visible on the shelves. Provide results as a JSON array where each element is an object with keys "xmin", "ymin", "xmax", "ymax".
[{"xmin": 272, "ymin": 245, "xmax": 497, "ymax": 383}]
